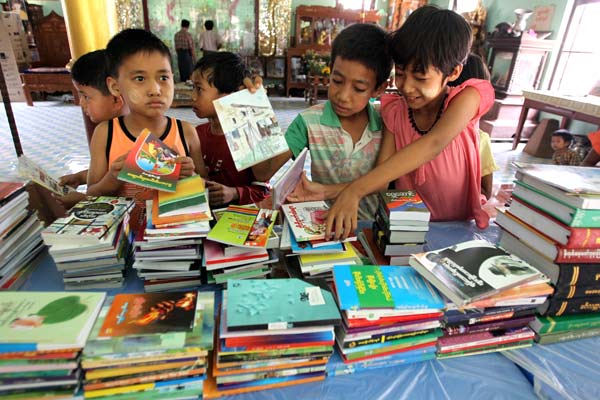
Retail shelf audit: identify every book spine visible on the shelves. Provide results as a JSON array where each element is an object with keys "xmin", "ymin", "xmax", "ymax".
[
  {"xmin": 555, "ymin": 264, "xmax": 600, "ymax": 289},
  {"xmin": 566, "ymin": 228, "xmax": 600, "ymax": 249},
  {"xmin": 571, "ymin": 208, "xmax": 600, "ymax": 228},
  {"xmin": 543, "ymin": 298, "xmax": 600, "ymax": 316},
  {"xmin": 535, "ymin": 327, "xmax": 600, "ymax": 344},
  {"xmin": 443, "ymin": 307, "xmax": 536, "ymax": 327},
  {"xmin": 443, "ymin": 316, "xmax": 534, "ymax": 336},
  {"xmin": 553, "ymin": 284, "xmax": 600, "ymax": 299},
  {"xmin": 556, "ymin": 249, "xmax": 600, "ymax": 263},
  {"xmin": 342, "ymin": 329, "xmax": 435, "ymax": 349}
]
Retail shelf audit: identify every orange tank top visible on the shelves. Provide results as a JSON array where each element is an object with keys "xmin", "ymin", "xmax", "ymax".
[{"xmin": 107, "ymin": 116, "xmax": 189, "ymax": 229}]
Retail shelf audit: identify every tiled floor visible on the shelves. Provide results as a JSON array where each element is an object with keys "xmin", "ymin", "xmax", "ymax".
[{"xmin": 0, "ymin": 96, "xmax": 550, "ymax": 187}]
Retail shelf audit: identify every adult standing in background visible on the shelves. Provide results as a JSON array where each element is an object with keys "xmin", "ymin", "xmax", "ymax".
[
  {"xmin": 198, "ymin": 20, "xmax": 223, "ymax": 54},
  {"xmin": 174, "ymin": 19, "xmax": 195, "ymax": 82}
]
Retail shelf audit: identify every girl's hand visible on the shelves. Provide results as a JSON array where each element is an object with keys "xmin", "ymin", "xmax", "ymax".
[
  {"xmin": 325, "ymin": 186, "xmax": 360, "ymax": 241},
  {"xmin": 177, "ymin": 156, "xmax": 195, "ymax": 177},
  {"xmin": 286, "ymin": 172, "xmax": 325, "ymax": 202},
  {"xmin": 206, "ymin": 180, "xmax": 238, "ymax": 206}
]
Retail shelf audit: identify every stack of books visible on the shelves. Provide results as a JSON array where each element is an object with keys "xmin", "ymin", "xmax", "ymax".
[
  {"xmin": 205, "ymin": 279, "xmax": 340, "ymax": 397},
  {"xmin": 81, "ymin": 291, "xmax": 214, "ymax": 399},
  {"xmin": 409, "ymin": 240, "xmax": 552, "ymax": 358},
  {"xmin": 204, "ymin": 205, "xmax": 279, "ymax": 285},
  {"xmin": 371, "ymin": 190, "xmax": 430, "ymax": 265},
  {"xmin": 328, "ymin": 265, "xmax": 443, "ymax": 375},
  {"xmin": 495, "ymin": 163, "xmax": 600, "ymax": 342},
  {"xmin": 133, "ymin": 176, "xmax": 211, "ymax": 291},
  {"xmin": 281, "ymin": 201, "xmax": 360, "ymax": 280},
  {"xmin": 0, "ymin": 291, "xmax": 105, "ymax": 399},
  {"xmin": 529, "ymin": 313, "xmax": 600, "ymax": 344},
  {"xmin": 41, "ymin": 196, "xmax": 134, "ymax": 290},
  {"xmin": 0, "ymin": 182, "xmax": 45, "ymax": 289}
]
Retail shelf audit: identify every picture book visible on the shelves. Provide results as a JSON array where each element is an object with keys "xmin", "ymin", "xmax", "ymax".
[
  {"xmin": 378, "ymin": 190, "xmax": 430, "ymax": 222},
  {"xmin": 225, "ymin": 279, "xmax": 341, "ymax": 331},
  {"xmin": 409, "ymin": 240, "xmax": 544, "ymax": 307},
  {"xmin": 41, "ymin": 197, "xmax": 134, "ymax": 245},
  {"xmin": 0, "ymin": 291, "xmax": 105, "ymax": 350},
  {"xmin": 271, "ymin": 148, "xmax": 308, "ymax": 210},
  {"xmin": 290, "ymin": 224, "xmax": 345, "ymax": 254},
  {"xmin": 17, "ymin": 155, "xmax": 76, "ymax": 196},
  {"xmin": 333, "ymin": 265, "xmax": 444, "ymax": 311},
  {"xmin": 157, "ymin": 175, "xmax": 209, "ymax": 217},
  {"xmin": 513, "ymin": 162, "xmax": 600, "ymax": 195},
  {"xmin": 207, "ymin": 205, "xmax": 277, "ymax": 248},
  {"xmin": 97, "ymin": 292, "xmax": 198, "ymax": 338},
  {"xmin": 203, "ymin": 240, "xmax": 269, "ymax": 271},
  {"xmin": 282, "ymin": 201, "xmax": 331, "ymax": 242},
  {"xmin": 213, "ymin": 88, "xmax": 288, "ymax": 171},
  {"xmin": 117, "ymin": 129, "xmax": 181, "ymax": 192}
]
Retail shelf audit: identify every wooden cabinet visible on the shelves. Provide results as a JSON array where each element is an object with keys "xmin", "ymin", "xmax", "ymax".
[
  {"xmin": 32, "ymin": 11, "xmax": 70, "ymax": 67},
  {"xmin": 286, "ymin": 5, "xmax": 380, "ymax": 97}
]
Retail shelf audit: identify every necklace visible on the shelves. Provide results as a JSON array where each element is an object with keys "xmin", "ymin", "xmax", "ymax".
[{"xmin": 408, "ymin": 94, "xmax": 448, "ymax": 135}]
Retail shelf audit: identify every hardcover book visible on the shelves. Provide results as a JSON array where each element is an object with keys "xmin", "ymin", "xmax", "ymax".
[
  {"xmin": 17, "ymin": 155, "xmax": 76, "ymax": 196},
  {"xmin": 513, "ymin": 162, "xmax": 600, "ymax": 195},
  {"xmin": 410, "ymin": 240, "xmax": 544, "ymax": 307},
  {"xmin": 271, "ymin": 147, "xmax": 308, "ymax": 210},
  {"xmin": 97, "ymin": 292, "xmax": 198, "ymax": 338},
  {"xmin": 0, "ymin": 292, "xmax": 105, "ymax": 350},
  {"xmin": 156, "ymin": 175, "xmax": 209, "ymax": 217},
  {"xmin": 378, "ymin": 190, "xmax": 430, "ymax": 222},
  {"xmin": 117, "ymin": 129, "xmax": 181, "ymax": 192},
  {"xmin": 213, "ymin": 88, "xmax": 288, "ymax": 171},
  {"xmin": 207, "ymin": 205, "xmax": 277, "ymax": 248},
  {"xmin": 41, "ymin": 197, "xmax": 133, "ymax": 245},
  {"xmin": 225, "ymin": 279, "xmax": 341, "ymax": 331},
  {"xmin": 333, "ymin": 265, "xmax": 444, "ymax": 311},
  {"xmin": 282, "ymin": 201, "xmax": 333, "ymax": 242},
  {"xmin": 529, "ymin": 313, "xmax": 600, "ymax": 335}
]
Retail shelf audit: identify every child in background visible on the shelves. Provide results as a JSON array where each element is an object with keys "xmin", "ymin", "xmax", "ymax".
[
  {"xmin": 190, "ymin": 52, "xmax": 269, "ymax": 207},
  {"xmin": 87, "ymin": 29, "xmax": 206, "ymax": 227},
  {"xmin": 252, "ymin": 23, "xmax": 392, "ymax": 219},
  {"xmin": 326, "ymin": 6, "xmax": 494, "ymax": 239},
  {"xmin": 551, "ymin": 129, "xmax": 582, "ymax": 165},
  {"xmin": 582, "ymin": 130, "xmax": 600, "ymax": 166}
]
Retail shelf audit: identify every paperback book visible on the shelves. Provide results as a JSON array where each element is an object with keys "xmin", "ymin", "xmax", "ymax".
[
  {"xmin": 271, "ymin": 148, "xmax": 308, "ymax": 210},
  {"xmin": 17, "ymin": 155, "xmax": 76, "ymax": 196},
  {"xmin": 156, "ymin": 175, "xmax": 209, "ymax": 217},
  {"xmin": 117, "ymin": 129, "xmax": 181, "ymax": 192},
  {"xmin": 282, "ymin": 201, "xmax": 332, "ymax": 242},
  {"xmin": 513, "ymin": 162, "xmax": 600, "ymax": 195},
  {"xmin": 207, "ymin": 205, "xmax": 277, "ymax": 248},
  {"xmin": 213, "ymin": 88, "xmax": 288, "ymax": 171},
  {"xmin": 378, "ymin": 190, "xmax": 430, "ymax": 221}
]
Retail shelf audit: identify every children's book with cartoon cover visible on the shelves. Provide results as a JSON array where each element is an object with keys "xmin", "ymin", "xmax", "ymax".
[
  {"xmin": 97, "ymin": 292, "xmax": 197, "ymax": 338},
  {"xmin": 117, "ymin": 129, "xmax": 181, "ymax": 192},
  {"xmin": 213, "ymin": 88, "xmax": 288, "ymax": 171},
  {"xmin": 207, "ymin": 205, "xmax": 277, "ymax": 248},
  {"xmin": 17, "ymin": 155, "xmax": 76, "ymax": 196},
  {"xmin": 281, "ymin": 201, "xmax": 331, "ymax": 242}
]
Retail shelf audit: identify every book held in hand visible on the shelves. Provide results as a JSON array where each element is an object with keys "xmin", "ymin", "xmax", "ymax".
[
  {"xmin": 117, "ymin": 129, "xmax": 181, "ymax": 192},
  {"xmin": 213, "ymin": 88, "xmax": 288, "ymax": 171},
  {"xmin": 17, "ymin": 154, "xmax": 76, "ymax": 196},
  {"xmin": 271, "ymin": 148, "xmax": 308, "ymax": 210}
]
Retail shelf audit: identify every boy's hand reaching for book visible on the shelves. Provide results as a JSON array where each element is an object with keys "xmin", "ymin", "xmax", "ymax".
[
  {"xmin": 177, "ymin": 156, "xmax": 195, "ymax": 177},
  {"xmin": 59, "ymin": 172, "xmax": 85, "ymax": 188},
  {"xmin": 206, "ymin": 180, "xmax": 239, "ymax": 206},
  {"xmin": 325, "ymin": 187, "xmax": 360, "ymax": 241},
  {"xmin": 287, "ymin": 172, "xmax": 325, "ymax": 202}
]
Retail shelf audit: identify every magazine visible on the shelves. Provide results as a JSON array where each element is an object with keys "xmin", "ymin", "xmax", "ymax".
[
  {"xmin": 117, "ymin": 129, "xmax": 181, "ymax": 192},
  {"xmin": 17, "ymin": 155, "xmax": 76, "ymax": 196},
  {"xmin": 271, "ymin": 148, "xmax": 308, "ymax": 210},
  {"xmin": 213, "ymin": 88, "xmax": 288, "ymax": 171}
]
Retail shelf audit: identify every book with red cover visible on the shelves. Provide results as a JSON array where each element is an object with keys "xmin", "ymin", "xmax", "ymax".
[
  {"xmin": 343, "ymin": 311, "xmax": 443, "ymax": 329},
  {"xmin": 437, "ymin": 326, "xmax": 535, "ymax": 354},
  {"xmin": 378, "ymin": 190, "xmax": 431, "ymax": 222},
  {"xmin": 203, "ymin": 240, "xmax": 269, "ymax": 271}
]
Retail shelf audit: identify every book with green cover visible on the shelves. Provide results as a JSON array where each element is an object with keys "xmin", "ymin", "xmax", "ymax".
[
  {"xmin": 530, "ymin": 313, "xmax": 600, "ymax": 335},
  {"xmin": 207, "ymin": 205, "xmax": 277, "ymax": 248},
  {"xmin": 117, "ymin": 129, "xmax": 181, "ymax": 192},
  {"xmin": 156, "ymin": 175, "xmax": 209, "ymax": 217},
  {"xmin": 0, "ymin": 292, "xmax": 105, "ymax": 351}
]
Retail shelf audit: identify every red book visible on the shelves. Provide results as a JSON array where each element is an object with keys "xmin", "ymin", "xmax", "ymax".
[
  {"xmin": 344, "ymin": 312, "xmax": 443, "ymax": 329},
  {"xmin": 203, "ymin": 240, "xmax": 269, "ymax": 271}
]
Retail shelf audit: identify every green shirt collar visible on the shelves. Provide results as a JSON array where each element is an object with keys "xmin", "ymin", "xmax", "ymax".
[{"xmin": 320, "ymin": 100, "xmax": 381, "ymax": 132}]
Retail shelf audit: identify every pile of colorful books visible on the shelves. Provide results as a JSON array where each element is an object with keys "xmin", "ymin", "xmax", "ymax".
[
  {"xmin": 495, "ymin": 163, "xmax": 600, "ymax": 343},
  {"xmin": 205, "ymin": 279, "xmax": 340, "ymax": 396},
  {"xmin": 134, "ymin": 176, "xmax": 211, "ymax": 291},
  {"xmin": 0, "ymin": 291, "xmax": 105, "ymax": 399},
  {"xmin": 410, "ymin": 239, "xmax": 553, "ymax": 358},
  {"xmin": 41, "ymin": 196, "xmax": 134, "ymax": 290},
  {"xmin": 372, "ymin": 190, "xmax": 430, "ymax": 265},
  {"xmin": 0, "ymin": 182, "xmax": 45, "ymax": 290},
  {"xmin": 81, "ymin": 291, "xmax": 214, "ymax": 399},
  {"xmin": 281, "ymin": 201, "xmax": 360, "ymax": 281},
  {"xmin": 204, "ymin": 205, "xmax": 279, "ymax": 285},
  {"xmin": 327, "ymin": 265, "xmax": 443, "ymax": 375}
]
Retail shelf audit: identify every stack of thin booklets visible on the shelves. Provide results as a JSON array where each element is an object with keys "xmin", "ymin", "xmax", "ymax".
[
  {"xmin": 205, "ymin": 279, "xmax": 340, "ymax": 397},
  {"xmin": 134, "ymin": 176, "xmax": 211, "ymax": 291},
  {"xmin": 41, "ymin": 196, "xmax": 134, "ymax": 290},
  {"xmin": 494, "ymin": 163, "xmax": 600, "ymax": 343},
  {"xmin": 204, "ymin": 205, "xmax": 279, "ymax": 285},
  {"xmin": 81, "ymin": 291, "xmax": 214, "ymax": 399},
  {"xmin": 0, "ymin": 182, "xmax": 45, "ymax": 290},
  {"xmin": 281, "ymin": 201, "xmax": 360, "ymax": 281},
  {"xmin": 0, "ymin": 291, "xmax": 105, "ymax": 399},
  {"xmin": 367, "ymin": 190, "xmax": 430, "ymax": 266},
  {"xmin": 328, "ymin": 265, "xmax": 443, "ymax": 375},
  {"xmin": 409, "ymin": 240, "xmax": 553, "ymax": 358}
]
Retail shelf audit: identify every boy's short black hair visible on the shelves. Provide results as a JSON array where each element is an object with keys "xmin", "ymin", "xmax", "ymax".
[
  {"xmin": 106, "ymin": 28, "xmax": 172, "ymax": 77},
  {"xmin": 181, "ymin": 19, "xmax": 190, "ymax": 28},
  {"xmin": 553, "ymin": 129, "xmax": 574, "ymax": 144},
  {"xmin": 389, "ymin": 5, "xmax": 472, "ymax": 76},
  {"xmin": 205, "ymin": 20, "xmax": 214, "ymax": 30},
  {"xmin": 193, "ymin": 52, "xmax": 250, "ymax": 94},
  {"xmin": 71, "ymin": 50, "xmax": 110, "ymax": 95},
  {"xmin": 448, "ymin": 53, "xmax": 490, "ymax": 87},
  {"xmin": 330, "ymin": 23, "xmax": 392, "ymax": 88}
]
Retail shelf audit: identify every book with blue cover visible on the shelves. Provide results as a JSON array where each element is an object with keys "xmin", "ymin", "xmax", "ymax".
[
  {"xmin": 225, "ymin": 279, "xmax": 341, "ymax": 331},
  {"xmin": 289, "ymin": 225, "xmax": 344, "ymax": 254},
  {"xmin": 332, "ymin": 265, "xmax": 444, "ymax": 311}
]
